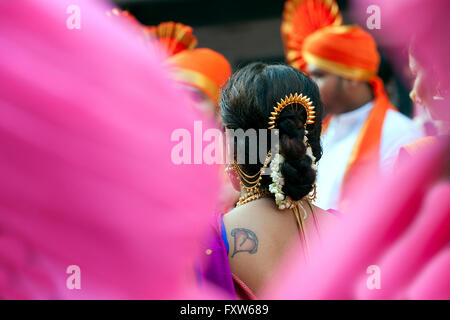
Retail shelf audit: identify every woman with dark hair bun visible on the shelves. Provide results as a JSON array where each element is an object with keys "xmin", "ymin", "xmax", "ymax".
[
  {"xmin": 199, "ymin": 62, "xmax": 338, "ymax": 299},
  {"xmin": 221, "ymin": 62, "xmax": 323, "ymax": 205}
]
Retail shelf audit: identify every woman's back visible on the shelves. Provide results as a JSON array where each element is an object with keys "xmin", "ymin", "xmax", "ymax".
[
  {"xmin": 223, "ymin": 198, "xmax": 331, "ymax": 294},
  {"xmin": 214, "ymin": 62, "xmax": 327, "ymax": 298}
]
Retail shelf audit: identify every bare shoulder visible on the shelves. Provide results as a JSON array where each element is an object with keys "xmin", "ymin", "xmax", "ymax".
[
  {"xmin": 222, "ymin": 202, "xmax": 341, "ymax": 294},
  {"xmin": 222, "ymin": 200, "xmax": 300, "ymax": 294}
]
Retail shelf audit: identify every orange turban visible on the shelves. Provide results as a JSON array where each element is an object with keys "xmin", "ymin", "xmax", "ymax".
[
  {"xmin": 281, "ymin": 0, "xmax": 342, "ymax": 71},
  {"xmin": 303, "ymin": 25, "xmax": 380, "ymax": 81},
  {"xmin": 168, "ymin": 48, "xmax": 231, "ymax": 105},
  {"xmin": 281, "ymin": 0, "xmax": 398, "ymax": 210},
  {"xmin": 302, "ymin": 24, "xmax": 390, "ymax": 109},
  {"xmin": 281, "ymin": 0, "xmax": 386, "ymax": 100},
  {"xmin": 146, "ymin": 21, "xmax": 197, "ymax": 56}
]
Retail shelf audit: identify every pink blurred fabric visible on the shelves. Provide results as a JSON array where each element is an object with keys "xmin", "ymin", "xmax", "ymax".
[
  {"xmin": 0, "ymin": 0, "xmax": 221, "ymax": 299},
  {"xmin": 405, "ymin": 248, "xmax": 450, "ymax": 299},
  {"xmin": 352, "ymin": 0, "xmax": 450, "ymax": 122}
]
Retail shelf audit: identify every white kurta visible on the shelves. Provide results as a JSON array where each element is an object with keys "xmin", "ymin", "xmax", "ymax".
[{"xmin": 315, "ymin": 102, "xmax": 424, "ymax": 210}]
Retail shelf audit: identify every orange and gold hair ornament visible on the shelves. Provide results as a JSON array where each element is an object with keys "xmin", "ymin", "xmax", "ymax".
[{"xmin": 268, "ymin": 93, "xmax": 316, "ymax": 130}]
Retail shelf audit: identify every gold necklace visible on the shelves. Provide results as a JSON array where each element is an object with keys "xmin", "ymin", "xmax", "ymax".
[{"xmin": 235, "ymin": 189, "xmax": 271, "ymax": 207}]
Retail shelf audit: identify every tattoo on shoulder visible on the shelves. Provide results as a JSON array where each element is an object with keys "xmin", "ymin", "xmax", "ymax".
[{"xmin": 230, "ymin": 228, "xmax": 258, "ymax": 258}]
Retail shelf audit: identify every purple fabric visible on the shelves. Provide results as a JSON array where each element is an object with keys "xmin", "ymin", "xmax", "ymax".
[{"xmin": 197, "ymin": 212, "xmax": 236, "ymax": 299}]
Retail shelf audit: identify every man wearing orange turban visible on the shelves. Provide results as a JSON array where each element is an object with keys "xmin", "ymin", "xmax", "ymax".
[
  {"xmin": 168, "ymin": 48, "xmax": 232, "ymax": 117},
  {"xmin": 147, "ymin": 22, "xmax": 232, "ymax": 118},
  {"xmin": 147, "ymin": 22, "xmax": 236, "ymax": 212},
  {"xmin": 282, "ymin": 0, "xmax": 423, "ymax": 210}
]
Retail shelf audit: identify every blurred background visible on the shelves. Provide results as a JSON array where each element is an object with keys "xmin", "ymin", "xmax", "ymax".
[{"xmin": 113, "ymin": 0, "xmax": 413, "ymax": 117}]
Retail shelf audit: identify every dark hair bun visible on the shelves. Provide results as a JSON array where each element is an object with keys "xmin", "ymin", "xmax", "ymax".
[
  {"xmin": 220, "ymin": 62, "xmax": 323, "ymax": 201},
  {"xmin": 277, "ymin": 109, "xmax": 316, "ymax": 200}
]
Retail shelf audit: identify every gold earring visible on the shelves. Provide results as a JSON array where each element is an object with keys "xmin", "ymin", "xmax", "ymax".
[{"xmin": 306, "ymin": 183, "xmax": 317, "ymax": 202}]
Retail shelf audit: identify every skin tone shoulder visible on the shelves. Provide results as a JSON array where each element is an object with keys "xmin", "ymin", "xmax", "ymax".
[{"xmin": 223, "ymin": 198, "xmax": 332, "ymax": 294}]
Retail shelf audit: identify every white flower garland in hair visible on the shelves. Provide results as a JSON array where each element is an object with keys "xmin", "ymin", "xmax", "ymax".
[
  {"xmin": 269, "ymin": 130, "xmax": 317, "ymax": 210},
  {"xmin": 269, "ymin": 153, "xmax": 293, "ymax": 210},
  {"xmin": 304, "ymin": 129, "xmax": 318, "ymax": 170}
]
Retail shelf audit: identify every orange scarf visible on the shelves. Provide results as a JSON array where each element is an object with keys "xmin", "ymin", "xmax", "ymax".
[
  {"xmin": 322, "ymin": 78, "xmax": 396, "ymax": 210},
  {"xmin": 300, "ymin": 24, "xmax": 396, "ymax": 210}
]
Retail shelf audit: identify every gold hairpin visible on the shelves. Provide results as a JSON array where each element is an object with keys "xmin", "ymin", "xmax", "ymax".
[{"xmin": 268, "ymin": 93, "xmax": 315, "ymax": 129}]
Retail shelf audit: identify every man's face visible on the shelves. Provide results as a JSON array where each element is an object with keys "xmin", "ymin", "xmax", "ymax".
[
  {"xmin": 409, "ymin": 54, "xmax": 448, "ymax": 121},
  {"xmin": 409, "ymin": 55, "xmax": 432, "ymax": 109},
  {"xmin": 307, "ymin": 63, "xmax": 345, "ymax": 115}
]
